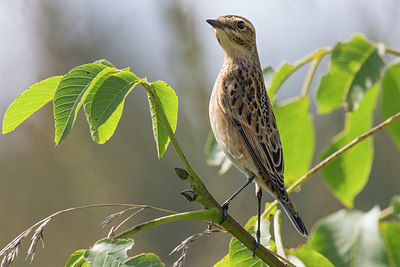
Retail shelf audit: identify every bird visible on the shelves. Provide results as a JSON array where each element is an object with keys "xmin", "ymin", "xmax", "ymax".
[{"xmin": 206, "ymin": 15, "xmax": 308, "ymax": 250}]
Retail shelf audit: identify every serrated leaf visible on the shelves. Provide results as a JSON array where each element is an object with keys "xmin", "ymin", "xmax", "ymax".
[
  {"xmin": 2, "ymin": 76, "xmax": 62, "ymax": 134},
  {"xmin": 267, "ymin": 63, "xmax": 295, "ymax": 99},
  {"xmin": 380, "ymin": 221, "xmax": 400, "ymax": 267},
  {"xmin": 316, "ymin": 34, "xmax": 384, "ymax": 113},
  {"xmin": 84, "ymin": 239, "xmax": 164, "ymax": 267},
  {"xmin": 204, "ymin": 131, "xmax": 232, "ymax": 175},
  {"xmin": 147, "ymin": 81, "xmax": 178, "ymax": 159},
  {"xmin": 65, "ymin": 249, "xmax": 90, "ymax": 267},
  {"xmin": 274, "ymin": 96, "xmax": 315, "ymax": 186},
  {"xmin": 89, "ymin": 71, "xmax": 139, "ymax": 144},
  {"xmin": 94, "ymin": 59, "xmax": 115, "ymax": 68},
  {"xmin": 286, "ymin": 245, "xmax": 334, "ymax": 267},
  {"xmin": 309, "ymin": 207, "xmax": 389, "ymax": 267},
  {"xmin": 53, "ymin": 63, "xmax": 113, "ymax": 145},
  {"xmin": 381, "ymin": 61, "xmax": 400, "ymax": 150},
  {"xmin": 320, "ymin": 84, "xmax": 379, "ymax": 207}
]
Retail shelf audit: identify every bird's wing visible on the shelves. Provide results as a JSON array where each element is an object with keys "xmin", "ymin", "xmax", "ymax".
[{"xmin": 221, "ymin": 73, "xmax": 288, "ymax": 202}]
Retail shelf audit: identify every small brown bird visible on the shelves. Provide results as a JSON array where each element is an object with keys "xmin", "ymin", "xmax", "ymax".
[{"xmin": 207, "ymin": 15, "xmax": 308, "ymax": 246}]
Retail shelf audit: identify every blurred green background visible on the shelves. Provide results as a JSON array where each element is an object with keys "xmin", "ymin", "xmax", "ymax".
[{"xmin": 1, "ymin": 0, "xmax": 399, "ymax": 266}]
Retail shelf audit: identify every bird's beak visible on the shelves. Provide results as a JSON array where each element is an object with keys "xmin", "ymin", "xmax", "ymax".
[{"xmin": 206, "ymin": 19, "xmax": 225, "ymax": 29}]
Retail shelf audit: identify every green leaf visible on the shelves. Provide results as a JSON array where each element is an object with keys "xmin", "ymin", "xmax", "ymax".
[
  {"xmin": 224, "ymin": 203, "xmax": 277, "ymax": 266},
  {"xmin": 286, "ymin": 245, "xmax": 334, "ymax": 267},
  {"xmin": 94, "ymin": 59, "xmax": 115, "ymax": 68},
  {"xmin": 84, "ymin": 239, "xmax": 164, "ymax": 267},
  {"xmin": 320, "ymin": 83, "xmax": 379, "ymax": 207},
  {"xmin": 214, "ymin": 255, "xmax": 230, "ymax": 267},
  {"xmin": 316, "ymin": 34, "xmax": 384, "ymax": 113},
  {"xmin": 380, "ymin": 221, "xmax": 400, "ymax": 267},
  {"xmin": 309, "ymin": 207, "xmax": 389, "ymax": 267},
  {"xmin": 274, "ymin": 96, "xmax": 315, "ymax": 186},
  {"xmin": 124, "ymin": 254, "xmax": 165, "ymax": 267},
  {"xmin": 204, "ymin": 131, "xmax": 232, "ymax": 175},
  {"xmin": 2, "ymin": 76, "xmax": 62, "ymax": 134},
  {"xmin": 262, "ymin": 66, "xmax": 275, "ymax": 89},
  {"xmin": 65, "ymin": 249, "xmax": 90, "ymax": 267},
  {"xmin": 267, "ymin": 62, "xmax": 295, "ymax": 99},
  {"xmin": 147, "ymin": 81, "xmax": 178, "ymax": 159},
  {"xmin": 381, "ymin": 61, "xmax": 400, "ymax": 150},
  {"xmin": 88, "ymin": 71, "xmax": 139, "ymax": 144},
  {"xmin": 53, "ymin": 63, "xmax": 113, "ymax": 145}
]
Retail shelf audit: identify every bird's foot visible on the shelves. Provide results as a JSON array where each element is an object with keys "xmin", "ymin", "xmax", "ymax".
[
  {"xmin": 220, "ymin": 202, "xmax": 229, "ymax": 224},
  {"xmin": 251, "ymin": 229, "xmax": 261, "ymax": 258}
]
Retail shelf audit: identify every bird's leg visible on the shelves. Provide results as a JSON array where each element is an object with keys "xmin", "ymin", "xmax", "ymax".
[
  {"xmin": 220, "ymin": 175, "xmax": 255, "ymax": 224},
  {"xmin": 251, "ymin": 184, "xmax": 262, "ymax": 258}
]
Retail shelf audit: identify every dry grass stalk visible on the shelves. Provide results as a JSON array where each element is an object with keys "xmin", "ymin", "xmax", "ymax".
[{"xmin": 170, "ymin": 228, "xmax": 224, "ymax": 267}]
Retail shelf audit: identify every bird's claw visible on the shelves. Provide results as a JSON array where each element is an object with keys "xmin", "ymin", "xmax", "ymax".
[
  {"xmin": 220, "ymin": 202, "xmax": 229, "ymax": 224},
  {"xmin": 251, "ymin": 230, "xmax": 260, "ymax": 258}
]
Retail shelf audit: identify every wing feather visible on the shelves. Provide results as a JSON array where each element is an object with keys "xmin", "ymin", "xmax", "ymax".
[{"xmin": 221, "ymin": 69, "xmax": 287, "ymax": 201}]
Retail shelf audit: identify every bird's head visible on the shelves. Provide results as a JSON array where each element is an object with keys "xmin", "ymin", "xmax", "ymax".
[{"xmin": 207, "ymin": 15, "xmax": 257, "ymax": 59}]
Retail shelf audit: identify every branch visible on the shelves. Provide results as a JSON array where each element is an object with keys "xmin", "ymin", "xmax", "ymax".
[
  {"xmin": 264, "ymin": 111, "xmax": 400, "ymax": 215},
  {"xmin": 141, "ymin": 81, "xmax": 285, "ymax": 266}
]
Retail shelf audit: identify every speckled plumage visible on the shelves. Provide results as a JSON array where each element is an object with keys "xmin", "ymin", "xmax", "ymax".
[{"xmin": 208, "ymin": 15, "xmax": 308, "ymax": 236}]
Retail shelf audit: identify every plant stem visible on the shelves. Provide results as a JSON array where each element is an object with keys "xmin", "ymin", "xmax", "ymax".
[
  {"xmin": 270, "ymin": 47, "xmax": 331, "ymax": 98},
  {"xmin": 301, "ymin": 57, "xmax": 323, "ymax": 97},
  {"xmin": 379, "ymin": 207, "xmax": 394, "ymax": 221},
  {"xmin": 113, "ymin": 209, "xmax": 221, "ymax": 239},
  {"xmin": 274, "ymin": 210, "xmax": 287, "ymax": 260},
  {"xmin": 264, "ymin": 111, "xmax": 400, "ymax": 215},
  {"xmin": 141, "ymin": 81, "xmax": 285, "ymax": 266},
  {"xmin": 386, "ymin": 47, "xmax": 400, "ymax": 57}
]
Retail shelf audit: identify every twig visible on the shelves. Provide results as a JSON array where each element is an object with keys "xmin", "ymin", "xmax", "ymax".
[
  {"xmin": 264, "ymin": 111, "xmax": 400, "ymax": 215},
  {"xmin": 113, "ymin": 209, "xmax": 221, "ymax": 239},
  {"xmin": 386, "ymin": 47, "xmax": 400, "ymax": 57},
  {"xmin": 272, "ymin": 48, "xmax": 331, "ymax": 97},
  {"xmin": 379, "ymin": 207, "xmax": 394, "ymax": 221}
]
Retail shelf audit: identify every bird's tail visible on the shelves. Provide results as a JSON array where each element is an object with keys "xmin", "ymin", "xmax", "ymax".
[{"xmin": 279, "ymin": 195, "xmax": 308, "ymax": 237}]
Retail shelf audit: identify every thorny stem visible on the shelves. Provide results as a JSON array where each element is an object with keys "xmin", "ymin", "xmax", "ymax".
[{"xmin": 264, "ymin": 111, "xmax": 400, "ymax": 216}]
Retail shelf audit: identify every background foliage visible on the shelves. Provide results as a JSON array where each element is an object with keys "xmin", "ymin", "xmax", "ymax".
[{"xmin": 1, "ymin": 1, "xmax": 400, "ymax": 266}]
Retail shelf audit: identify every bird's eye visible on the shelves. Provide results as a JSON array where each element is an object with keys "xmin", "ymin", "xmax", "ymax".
[{"xmin": 237, "ymin": 21, "xmax": 245, "ymax": 30}]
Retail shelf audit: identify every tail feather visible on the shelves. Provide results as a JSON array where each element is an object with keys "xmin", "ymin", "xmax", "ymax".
[{"xmin": 279, "ymin": 198, "xmax": 308, "ymax": 237}]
